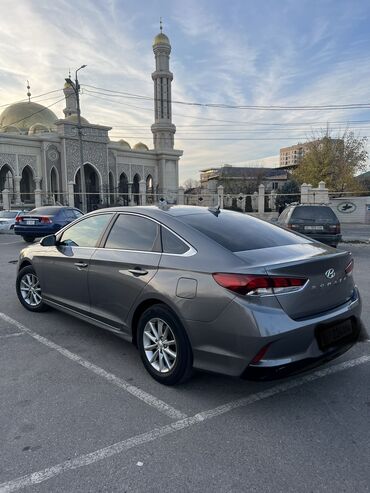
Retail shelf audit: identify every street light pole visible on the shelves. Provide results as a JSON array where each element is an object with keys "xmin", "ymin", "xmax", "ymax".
[{"xmin": 66, "ymin": 65, "xmax": 87, "ymax": 212}]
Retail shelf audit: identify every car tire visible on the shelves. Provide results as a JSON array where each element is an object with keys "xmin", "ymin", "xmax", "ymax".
[
  {"xmin": 22, "ymin": 236, "xmax": 35, "ymax": 243},
  {"xmin": 16, "ymin": 266, "xmax": 49, "ymax": 312},
  {"xmin": 137, "ymin": 304, "xmax": 193, "ymax": 385}
]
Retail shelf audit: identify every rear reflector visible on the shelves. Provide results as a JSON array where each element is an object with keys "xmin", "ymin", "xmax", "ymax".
[
  {"xmin": 251, "ymin": 343, "xmax": 271, "ymax": 364},
  {"xmin": 212, "ymin": 273, "xmax": 307, "ymax": 296},
  {"xmin": 345, "ymin": 259, "xmax": 354, "ymax": 275}
]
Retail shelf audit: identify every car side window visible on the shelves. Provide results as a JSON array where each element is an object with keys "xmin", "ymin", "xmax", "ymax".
[
  {"xmin": 161, "ymin": 227, "xmax": 189, "ymax": 254},
  {"xmin": 59, "ymin": 214, "xmax": 112, "ymax": 247},
  {"xmin": 73, "ymin": 209, "xmax": 84, "ymax": 218},
  {"xmin": 104, "ymin": 214, "xmax": 160, "ymax": 252}
]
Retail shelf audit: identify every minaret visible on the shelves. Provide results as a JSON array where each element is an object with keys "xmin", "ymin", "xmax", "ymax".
[
  {"xmin": 63, "ymin": 73, "xmax": 77, "ymax": 118},
  {"xmin": 151, "ymin": 22, "xmax": 176, "ymax": 150}
]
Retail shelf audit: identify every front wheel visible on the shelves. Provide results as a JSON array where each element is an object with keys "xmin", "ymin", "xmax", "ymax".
[
  {"xmin": 137, "ymin": 304, "xmax": 193, "ymax": 385},
  {"xmin": 16, "ymin": 266, "xmax": 49, "ymax": 312}
]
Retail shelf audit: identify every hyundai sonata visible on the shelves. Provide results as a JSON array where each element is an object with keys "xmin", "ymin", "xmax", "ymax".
[{"xmin": 16, "ymin": 206, "xmax": 365, "ymax": 385}]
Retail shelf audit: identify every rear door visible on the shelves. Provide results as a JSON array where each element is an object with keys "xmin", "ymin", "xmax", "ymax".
[
  {"xmin": 37, "ymin": 213, "xmax": 114, "ymax": 314},
  {"xmin": 88, "ymin": 213, "xmax": 161, "ymax": 332}
]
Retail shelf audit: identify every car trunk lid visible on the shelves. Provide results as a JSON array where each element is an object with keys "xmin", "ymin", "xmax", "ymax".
[{"xmin": 234, "ymin": 244, "xmax": 354, "ymax": 320}]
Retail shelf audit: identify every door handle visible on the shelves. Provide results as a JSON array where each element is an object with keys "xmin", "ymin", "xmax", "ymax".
[
  {"xmin": 74, "ymin": 262, "xmax": 88, "ymax": 269},
  {"xmin": 128, "ymin": 268, "xmax": 148, "ymax": 276}
]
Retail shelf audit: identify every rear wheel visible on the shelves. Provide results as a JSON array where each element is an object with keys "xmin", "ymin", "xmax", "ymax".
[
  {"xmin": 22, "ymin": 236, "xmax": 35, "ymax": 243},
  {"xmin": 16, "ymin": 266, "xmax": 49, "ymax": 312},
  {"xmin": 137, "ymin": 304, "xmax": 193, "ymax": 385}
]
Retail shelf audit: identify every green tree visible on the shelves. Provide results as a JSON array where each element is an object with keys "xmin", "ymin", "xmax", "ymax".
[
  {"xmin": 275, "ymin": 180, "xmax": 300, "ymax": 210},
  {"xmin": 293, "ymin": 130, "xmax": 368, "ymax": 192}
]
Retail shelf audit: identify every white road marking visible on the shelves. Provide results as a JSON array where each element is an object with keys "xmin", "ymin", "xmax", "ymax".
[
  {"xmin": 0, "ymin": 312, "xmax": 186, "ymax": 420},
  {"xmin": 0, "ymin": 332, "xmax": 24, "ymax": 339},
  {"xmin": 0, "ymin": 354, "xmax": 369, "ymax": 492}
]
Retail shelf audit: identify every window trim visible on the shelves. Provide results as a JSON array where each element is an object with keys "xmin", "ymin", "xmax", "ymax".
[
  {"xmin": 99, "ymin": 212, "xmax": 197, "ymax": 257},
  {"xmin": 56, "ymin": 212, "xmax": 116, "ymax": 248}
]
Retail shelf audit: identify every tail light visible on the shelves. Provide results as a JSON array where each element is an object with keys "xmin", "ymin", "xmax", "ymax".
[
  {"xmin": 212, "ymin": 273, "xmax": 307, "ymax": 296},
  {"xmin": 345, "ymin": 259, "xmax": 354, "ymax": 275},
  {"xmin": 329, "ymin": 224, "xmax": 341, "ymax": 234},
  {"xmin": 40, "ymin": 216, "xmax": 52, "ymax": 224},
  {"xmin": 251, "ymin": 343, "xmax": 271, "ymax": 364},
  {"xmin": 15, "ymin": 216, "xmax": 22, "ymax": 223}
]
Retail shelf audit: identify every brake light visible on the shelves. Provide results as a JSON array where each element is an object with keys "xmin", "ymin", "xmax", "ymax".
[
  {"xmin": 212, "ymin": 273, "xmax": 307, "ymax": 296},
  {"xmin": 40, "ymin": 216, "xmax": 52, "ymax": 224},
  {"xmin": 15, "ymin": 216, "xmax": 22, "ymax": 223},
  {"xmin": 329, "ymin": 224, "xmax": 341, "ymax": 233},
  {"xmin": 345, "ymin": 259, "xmax": 354, "ymax": 275}
]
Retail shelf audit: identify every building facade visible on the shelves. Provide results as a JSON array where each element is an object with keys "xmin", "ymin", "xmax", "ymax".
[{"xmin": 0, "ymin": 29, "xmax": 182, "ymax": 211}]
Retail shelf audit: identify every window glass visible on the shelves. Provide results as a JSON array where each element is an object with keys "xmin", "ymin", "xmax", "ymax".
[
  {"xmin": 105, "ymin": 214, "xmax": 160, "ymax": 251},
  {"xmin": 0, "ymin": 211, "xmax": 18, "ymax": 218},
  {"xmin": 291, "ymin": 206, "xmax": 337, "ymax": 223},
  {"xmin": 178, "ymin": 210, "xmax": 309, "ymax": 252},
  {"xmin": 28, "ymin": 207, "xmax": 62, "ymax": 215},
  {"xmin": 162, "ymin": 227, "xmax": 189, "ymax": 254},
  {"xmin": 64, "ymin": 209, "xmax": 77, "ymax": 221},
  {"xmin": 73, "ymin": 209, "xmax": 84, "ymax": 218},
  {"xmin": 60, "ymin": 214, "xmax": 112, "ymax": 247}
]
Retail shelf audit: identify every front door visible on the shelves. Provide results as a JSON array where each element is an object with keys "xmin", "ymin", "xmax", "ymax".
[
  {"xmin": 88, "ymin": 213, "xmax": 161, "ymax": 333},
  {"xmin": 38, "ymin": 213, "xmax": 113, "ymax": 314}
]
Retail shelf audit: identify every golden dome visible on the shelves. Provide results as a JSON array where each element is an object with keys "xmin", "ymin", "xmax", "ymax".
[
  {"xmin": 65, "ymin": 113, "xmax": 89, "ymax": 125},
  {"xmin": 153, "ymin": 32, "xmax": 170, "ymax": 46},
  {"xmin": 117, "ymin": 139, "xmax": 131, "ymax": 149},
  {"xmin": 0, "ymin": 101, "xmax": 57, "ymax": 133},
  {"xmin": 133, "ymin": 142, "xmax": 149, "ymax": 151},
  {"xmin": 29, "ymin": 123, "xmax": 50, "ymax": 135}
]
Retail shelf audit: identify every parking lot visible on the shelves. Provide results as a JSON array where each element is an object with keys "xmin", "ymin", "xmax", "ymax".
[{"xmin": 0, "ymin": 235, "xmax": 369, "ymax": 492}]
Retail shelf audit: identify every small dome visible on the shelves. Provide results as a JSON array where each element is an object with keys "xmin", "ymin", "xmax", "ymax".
[
  {"xmin": 1, "ymin": 125, "xmax": 20, "ymax": 134},
  {"xmin": 29, "ymin": 123, "xmax": 50, "ymax": 134},
  {"xmin": 64, "ymin": 81, "xmax": 73, "ymax": 89},
  {"xmin": 65, "ymin": 114, "xmax": 89, "ymax": 125},
  {"xmin": 133, "ymin": 142, "xmax": 149, "ymax": 151},
  {"xmin": 117, "ymin": 139, "xmax": 131, "ymax": 149},
  {"xmin": 153, "ymin": 32, "xmax": 170, "ymax": 47},
  {"xmin": 0, "ymin": 101, "xmax": 57, "ymax": 133}
]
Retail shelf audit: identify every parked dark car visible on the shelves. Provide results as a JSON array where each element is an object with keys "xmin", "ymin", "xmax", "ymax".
[
  {"xmin": 277, "ymin": 204, "xmax": 341, "ymax": 247},
  {"xmin": 16, "ymin": 206, "xmax": 365, "ymax": 385},
  {"xmin": 14, "ymin": 206, "xmax": 83, "ymax": 243}
]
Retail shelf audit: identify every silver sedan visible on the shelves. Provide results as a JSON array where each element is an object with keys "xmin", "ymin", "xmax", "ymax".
[{"xmin": 15, "ymin": 206, "xmax": 366, "ymax": 385}]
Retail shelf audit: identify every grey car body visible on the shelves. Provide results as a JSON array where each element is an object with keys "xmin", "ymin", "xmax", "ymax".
[{"xmin": 16, "ymin": 206, "xmax": 365, "ymax": 384}]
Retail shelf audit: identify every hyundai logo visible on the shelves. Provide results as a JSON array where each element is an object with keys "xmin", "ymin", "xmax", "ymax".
[{"xmin": 325, "ymin": 268, "xmax": 336, "ymax": 279}]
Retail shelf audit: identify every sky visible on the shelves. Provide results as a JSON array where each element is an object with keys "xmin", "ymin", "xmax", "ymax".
[{"xmin": 1, "ymin": 0, "xmax": 370, "ymax": 184}]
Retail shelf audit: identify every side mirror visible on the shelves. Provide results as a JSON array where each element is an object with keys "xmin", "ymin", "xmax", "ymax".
[{"xmin": 40, "ymin": 234, "xmax": 57, "ymax": 247}]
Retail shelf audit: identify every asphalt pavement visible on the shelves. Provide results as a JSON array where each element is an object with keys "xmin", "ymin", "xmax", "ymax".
[{"xmin": 0, "ymin": 235, "xmax": 369, "ymax": 492}]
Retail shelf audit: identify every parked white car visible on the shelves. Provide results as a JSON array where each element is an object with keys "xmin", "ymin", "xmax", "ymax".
[{"xmin": 0, "ymin": 210, "xmax": 23, "ymax": 232}]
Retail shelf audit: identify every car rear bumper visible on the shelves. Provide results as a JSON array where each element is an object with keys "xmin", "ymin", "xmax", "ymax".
[
  {"xmin": 309, "ymin": 233, "xmax": 342, "ymax": 246},
  {"xmin": 14, "ymin": 224, "xmax": 61, "ymax": 237},
  {"xmin": 184, "ymin": 287, "xmax": 364, "ymax": 378}
]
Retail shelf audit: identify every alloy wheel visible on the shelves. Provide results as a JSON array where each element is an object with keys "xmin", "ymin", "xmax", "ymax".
[
  {"xmin": 20, "ymin": 273, "xmax": 42, "ymax": 307},
  {"xmin": 143, "ymin": 318, "xmax": 177, "ymax": 373}
]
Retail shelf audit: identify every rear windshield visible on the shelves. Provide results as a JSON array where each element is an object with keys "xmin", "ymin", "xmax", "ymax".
[
  {"xmin": 291, "ymin": 206, "xmax": 337, "ymax": 223},
  {"xmin": 178, "ymin": 210, "xmax": 310, "ymax": 252},
  {"xmin": 0, "ymin": 211, "xmax": 18, "ymax": 218},
  {"xmin": 28, "ymin": 207, "xmax": 62, "ymax": 216}
]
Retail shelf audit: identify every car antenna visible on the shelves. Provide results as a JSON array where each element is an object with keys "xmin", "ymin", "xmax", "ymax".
[{"xmin": 208, "ymin": 205, "xmax": 221, "ymax": 216}]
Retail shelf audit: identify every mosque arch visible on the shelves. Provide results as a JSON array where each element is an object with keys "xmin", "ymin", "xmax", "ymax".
[
  {"xmin": 20, "ymin": 166, "xmax": 35, "ymax": 203},
  {"xmin": 50, "ymin": 166, "xmax": 60, "ymax": 203},
  {"xmin": 118, "ymin": 172, "xmax": 129, "ymax": 206},
  {"xmin": 0, "ymin": 164, "xmax": 15, "ymax": 194},
  {"xmin": 132, "ymin": 173, "xmax": 140, "ymax": 205},
  {"xmin": 74, "ymin": 162, "xmax": 102, "ymax": 212},
  {"xmin": 146, "ymin": 174, "xmax": 154, "ymax": 204}
]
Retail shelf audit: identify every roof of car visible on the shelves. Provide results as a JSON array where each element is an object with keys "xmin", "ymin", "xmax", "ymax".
[{"xmin": 89, "ymin": 205, "xmax": 215, "ymax": 217}]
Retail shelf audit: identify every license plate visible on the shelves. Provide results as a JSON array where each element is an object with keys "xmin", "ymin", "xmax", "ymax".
[
  {"xmin": 304, "ymin": 225, "xmax": 324, "ymax": 231},
  {"xmin": 316, "ymin": 319, "xmax": 355, "ymax": 350},
  {"xmin": 25, "ymin": 220, "xmax": 36, "ymax": 225}
]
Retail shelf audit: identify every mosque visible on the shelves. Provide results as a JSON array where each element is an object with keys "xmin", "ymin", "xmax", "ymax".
[{"xmin": 0, "ymin": 28, "xmax": 182, "ymax": 211}]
